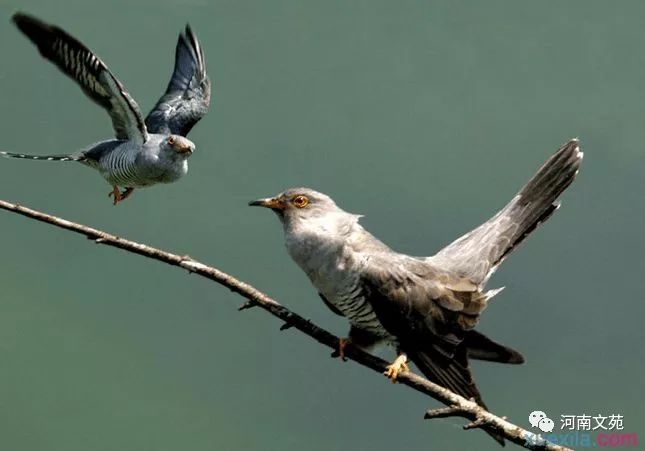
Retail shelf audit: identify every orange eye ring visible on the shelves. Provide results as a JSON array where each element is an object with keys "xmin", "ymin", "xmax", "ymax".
[
  {"xmin": 167, "ymin": 136, "xmax": 176, "ymax": 146},
  {"xmin": 292, "ymin": 195, "xmax": 309, "ymax": 208}
]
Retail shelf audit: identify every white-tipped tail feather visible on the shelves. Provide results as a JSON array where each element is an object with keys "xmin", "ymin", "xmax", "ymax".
[{"xmin": 0, "ymin": 151, "xmax": 80, "ymax": 162}]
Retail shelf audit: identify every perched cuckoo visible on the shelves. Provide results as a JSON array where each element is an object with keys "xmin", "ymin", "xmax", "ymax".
[
  {"xmin": 1, "ymin": 13, "xmax": 210, "ymax": 205},
  {"xmin": 250, "ymin": 139, "xmax": 583, "ymax": 445}
]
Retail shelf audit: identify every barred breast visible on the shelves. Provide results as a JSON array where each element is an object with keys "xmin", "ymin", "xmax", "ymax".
[
  {"xmin": 100, "ymin": 145, "xmax": 143, "ymax": 187},
  {"xmin": 95, "ymin": 141, "xmax": 187, "ymax": 188},
  {"xmin": 331, "ymin": 281, "xmax": 392, "ymax": 339},
  {"xmin": 285, "ymin": 217, "xmax": 396, "ymax": 344}
]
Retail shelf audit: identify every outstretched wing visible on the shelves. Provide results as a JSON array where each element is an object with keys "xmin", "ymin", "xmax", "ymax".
[
  {"xmin": 145, "ymin": 25, "xmax": 211, "ymax": 136},
  {"xmin": 13, "ymin": 13, "xmax": 148, "ymax": 143},
  {"xmin": 430, "ymin": 139, "xmax": 582, "ymax": 285}
]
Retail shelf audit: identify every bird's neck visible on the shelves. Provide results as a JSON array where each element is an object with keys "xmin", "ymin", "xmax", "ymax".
[{"xmin": 284, "ymin": 213, "xmax": 362, "ymax": 272}]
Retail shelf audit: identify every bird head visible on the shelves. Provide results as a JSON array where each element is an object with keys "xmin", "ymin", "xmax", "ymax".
[
  {"xmin": 163, "ymin": 135, "xmax": 195, "ymax": 157},
  {"xmin": 249, "ymin": 187, "xmax": 361, "ymax": 233},
  {"xmin": 250, "ymin": 188, "xmax": 366, "ymax": 268}
]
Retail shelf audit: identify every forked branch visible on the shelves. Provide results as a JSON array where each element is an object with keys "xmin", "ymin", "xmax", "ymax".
[{"xmin": 0, "ymin": 199, "xmax": 569, "ymax": 451}]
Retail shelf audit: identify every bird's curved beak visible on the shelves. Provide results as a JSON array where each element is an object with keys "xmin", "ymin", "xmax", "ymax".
[
  {"xmin": 175, "ymin": 142, "xmax": 194, "ymax": 155},
  {"xmin": 248, "ymin": 197, "xmax": 285, "ymax": 210}
]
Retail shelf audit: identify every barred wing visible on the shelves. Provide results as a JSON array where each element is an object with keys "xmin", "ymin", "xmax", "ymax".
[{"xmin": 13, "ymin": 13, "xmax": 148, "ymax": 143}]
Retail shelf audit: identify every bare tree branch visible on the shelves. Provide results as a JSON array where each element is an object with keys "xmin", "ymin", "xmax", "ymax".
[{"xmin": 0, "ymin": 199, "xmax": 569, "ymax": 451}]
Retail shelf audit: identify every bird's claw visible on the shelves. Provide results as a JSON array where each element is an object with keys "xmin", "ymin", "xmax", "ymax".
[
  {"xmin": 331, "ymin": 337, "xmax": 350, "ymax": 361},
  {"xmin": 384, "ymin": 354, "xmax": 409, "ymax": 383},
  {"xmin": 108, "ymin": 186, "xmax": 134, "ymax": 206},
  {"xmin": 108, "ymin": 186, "xmax": 122, "ymax": 205}
]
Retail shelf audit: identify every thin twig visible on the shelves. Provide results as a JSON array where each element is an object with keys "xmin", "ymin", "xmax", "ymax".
[
  {"xmin": 0, "ymin": 199, "xmax": 569, "ymax": 451},
  {"xmin": 424, "ymin": 406, "xmax": 462, "ymax": 419}
]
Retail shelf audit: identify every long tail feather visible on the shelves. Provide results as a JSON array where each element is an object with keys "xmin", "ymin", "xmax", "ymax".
[
  {"xmin": 496, "ymin": 138, "xmax": 583, "ymax": 264},
  {"xmin": 0, "ymin": 151, "xmax": 81, "ymax": 162},
  {"xmin": 433, "ymin": 138, "xmax": 583, "ymax": 285}
]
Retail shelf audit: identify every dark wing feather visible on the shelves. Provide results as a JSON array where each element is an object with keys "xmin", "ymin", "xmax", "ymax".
[
  {"xmin": 359, "ymin": 256, "xmax": 506, "ymax": 445},
  {"xmin": 358, "ymin": 255, "xmax": 476, "ymax": 362},
  {"xmin": 430, "ymin": 139, "xmax": 582, "ymax": 285},
  {"xmin": 409, "ymin": 348, "xmax": 506, "ymax": 446},
  {"xmin": 145, "ymin": 25, "xmax": 211, "ymax": 136},
  {"xmin": 12, "ymin": 13, "xmax": 148, "ymax": 143},
  {"xmin": 408, "ymin": 347, "xmax": 485, "ymax": 407},
  {"xmin": 464, "ymin": 330, "xmax": 524, "ymax": 364}
]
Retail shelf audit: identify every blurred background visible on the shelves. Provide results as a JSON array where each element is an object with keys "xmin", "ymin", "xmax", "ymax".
[{"xmin": 0, "ymin": 1, "xmax": 643, "ymax": 450}]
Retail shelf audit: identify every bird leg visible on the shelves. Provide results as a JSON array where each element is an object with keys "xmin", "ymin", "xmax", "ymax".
[
  {"xmin": 384, "ymin": 353, "xmax": 409, "ymax": 383},
  {"xmin": 108, "ymin": 186, "xmax": 122, "ymax": 205},
  {"xmin": 331, "ymin": 337, "xmax": 350, "ymax": 361},
  {"xmin": 108, "ymin": 186, "xmax": 134, "ymax": 206}
]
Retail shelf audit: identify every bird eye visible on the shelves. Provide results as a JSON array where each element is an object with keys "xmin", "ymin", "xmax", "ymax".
[
  {"xmin": 167, "ymin": 136, "xmax": 176, "ymax": 146},
  {"xmin": 292, "ymin": 195, "xmax": 309, "ymax": 208}
]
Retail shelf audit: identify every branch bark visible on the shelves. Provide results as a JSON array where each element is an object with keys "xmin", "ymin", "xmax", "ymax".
[{"xmin": 0, "ymin": 199, "xmax": 569, "ymax": 451}]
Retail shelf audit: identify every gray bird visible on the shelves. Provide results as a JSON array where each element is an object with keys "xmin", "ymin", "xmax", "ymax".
[
  {"xmin": 1, "ymin": 13, "xmax": 210, "ymax": 205},
  {"xmin": 250, "ymin": 139, "xmax": 583, "ymax": 445}
]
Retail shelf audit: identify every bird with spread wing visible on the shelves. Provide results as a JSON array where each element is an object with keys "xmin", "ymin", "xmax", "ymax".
[
  {"xmin": 250, "ymin": 139, "xmax": 583, "ymax": 446},
  {"xmin": 2, "ymin": 13, "xmax": 211, "ymax": 205}
]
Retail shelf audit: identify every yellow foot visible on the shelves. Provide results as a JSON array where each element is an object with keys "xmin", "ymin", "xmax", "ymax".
[
  {"xmin": 384, "ymin": 354, "xmax": 409, "ymax": 383},
  {"xmin": 331, "ymin": 337, "xmax": 350, "ymax": 361}
]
